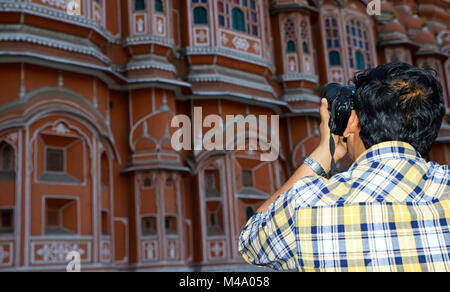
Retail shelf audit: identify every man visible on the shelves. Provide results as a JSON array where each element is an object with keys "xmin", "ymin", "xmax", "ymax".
[{"xmin": 239, "ymin": 63, "xmax": 450, "ymax": 272}]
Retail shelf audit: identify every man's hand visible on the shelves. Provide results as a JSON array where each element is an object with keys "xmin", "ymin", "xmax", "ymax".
[
  {"xmin": 309, "ymin": 99, "xmax": 348, "ymax": 173},
  {"xmin": 256, "ymin": 98, "xmax": 348, "ymax": 213}
]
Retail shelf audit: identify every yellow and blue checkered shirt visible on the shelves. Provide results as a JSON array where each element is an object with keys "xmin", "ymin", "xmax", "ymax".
[{"xmin": 239, "ymin": 141, "xmax": 450, "ymax": 271}]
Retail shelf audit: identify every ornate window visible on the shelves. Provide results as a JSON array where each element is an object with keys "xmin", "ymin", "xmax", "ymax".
[
  {"xmin": 100, "ymin": 153, "xmax": 110, "ymax": 235},
  {"xmin": 218, "ymin": 1, "xmax": 229, "ymax": 27},
  {"xmin": 203, "ymin": 166, "xmax": 225, "ymax": 237},
  {"xmin": 0, "ymin": 143, "xmax": 13, "ymax": 171},
  {"xmin": 218, "ymin": 0, "xmax": 259, "ymax": 36},
  {"xmin": 329, "ymin": 51, "xmax": 341, "ymax": 66},
  {"xmin": 193, "ymin": 6, "xmax": 208, "ymax": 24},
  {"xmin": 37, "ymin": 129, "xmax": 85, "ymax": 184},
  {"xmin": 232, "ymin": 8, "xmax": 245, "ymax": 32},
  {"xmin": 287, "ymin": 40, "xmax": 297, "ymax": 53},
  {"xmin": 205, "ymin": 169, "xmax": 220, "ymax": 197},
  {"xmin": 143, "ymin": 177, "xmax": 152, "ymax": 188},
  {"xmin": 154, "ymin": 0, "xmax": 163, "ymax": 13},
  {"xmin": 165, "ymin": 175, "xmax": 174, "ymax": 188},
  {"xmin": 46, "ymin": 148, "xmax": 64, "ymax": 173},
  {"xmin": 346, "ymin": 19, "xmax": 372, "ymax": 70},
  {"xmin": 101, "ymin": 153, "xmax": 109, "ymax": 188},
  {"xmin": 165, "ymin": 216, "xmax": 177, "ymax": 235},
  {"xmin": 207, "ymin": 207, "xmax": 224, "ymax": 236},
  {"xmin": 142, "ymin": 216, "xmax": 157, "ymax": 236},
  {"xmin": 284, "ymin": 19, "xmax": 295, "ymax": 38},
  {"xmin": 325, "ymin": 16, "xmax": 342, "ymax": 67},
  {"xmin": 285, "ymin": 19, "xmax": 296, "ymax": 53},
  {"xmin": 300, "ymin": 19, "xmax": 310, "ymax": 54},
  {"xmin": 355, "ymin": 51, "xmax": 365, "ymax": 70},
  {"xmin": 135, "ymin": 0, "xmax": 146, "ymax": 10}
]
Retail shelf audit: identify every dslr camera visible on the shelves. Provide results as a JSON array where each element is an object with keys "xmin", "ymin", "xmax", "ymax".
[{"xmin": 321, "ymin": 83, "xmax": 356, "ymax": 136}]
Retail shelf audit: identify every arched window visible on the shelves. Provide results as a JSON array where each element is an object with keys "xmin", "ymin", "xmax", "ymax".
[
  {"xmin": 166, "ymin": 175, "xmax": 174, "ymax": 188},
  {"xmin": 245, "ymin": 206, "xmax": 254, "ymax": 221},
  {"xmin": 193, "ymin": 6, "xmax": 208, "ymax": 25},
  {"xmin": 286, "ymin": 40, "xmax": 296, "ymax": 53},
  {"xmin": 135, "ymin": 0, "xmax": 146, "ymax": 11},
  {"xmin": 0, "ymin": 143, "xmax": 13, "ymax": 171},
  {"xmin": 325, "ymin": 16, "xmax": 342, "ymax": 69},
  {"xmin": 300, "ymin": 20, "xmax": 310, "ymax": 54},
  {"xmin": 302, "ymin": 41, "xmax": 309, "ymax": 54},
  {"xmin": 218, "ymin": 1, "xmax": 258, "ymax": 36},
  {"xmin": 284, "ymin": 19, "xmax": 297, "ymax": 53},
  {"xmin": 142, "ymin": 216, "xmax": 157, "ymax": 236},
  {"xmin": 101, "ymin": 153, "xmax": 109, "ymax": 187},
  {"xmin": 355, "ymin": 51, "xmax": 365, "ymax": 70},
  {"xmin": 154, "ymin": 0, "xmax": 163, "ymax": 13},
  {"xmin": 232, "ymin": 8, "xmax": 245, "ymax": 32},
  {"xmin": 329, "ymin": 51, "xmax": 341, "ymax": 66},
  {"xmin": 284, "ymin": 19, "xmax": 296, "ymax": 39},
  {"xmin": 205, "ymin": 169, "xmax": 220, "ymax": 197},
  {"xmin": 325, "ymin": 17, "xmax": 340, "ymax": 49},
  {"xmin": 346, "ymin": 19, "xmax": 372, "ymax": 70},
  {"xmin": 143, "ymin": 177, "xmax": 152, "ymax": 188}
]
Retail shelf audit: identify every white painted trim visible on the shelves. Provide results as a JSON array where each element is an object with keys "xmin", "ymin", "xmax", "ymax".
[
  {"xmin": 0, "ymin": 242, "xmax": 13, "ymax": 267},
  {"xmin": 15, "ymin": 130, "xmax": 22, "ymax": 267},
  {"xmin": 30, "ymin": 240, "xmax": 92, "ymax": 265},
  {"xmin": 113, "ymin": 217, "xmax": 129, "ymax": 265}
]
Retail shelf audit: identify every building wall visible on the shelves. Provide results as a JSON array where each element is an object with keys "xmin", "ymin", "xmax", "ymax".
[{"xmin": 0, "ymin": 0, "xmax": 448, "ymax": 271}]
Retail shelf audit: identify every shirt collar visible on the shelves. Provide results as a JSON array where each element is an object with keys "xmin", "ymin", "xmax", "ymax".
[{"xmin": 349, "ymin": 141, "xmax": 422, "ymax": 170}]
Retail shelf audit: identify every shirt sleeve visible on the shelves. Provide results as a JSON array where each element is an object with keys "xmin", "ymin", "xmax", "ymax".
[{"xmin": 238, "ymin": 176, "xmax": 327, "ymax": 271}]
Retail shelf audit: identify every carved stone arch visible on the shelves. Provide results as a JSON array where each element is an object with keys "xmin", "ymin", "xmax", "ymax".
[
  {"xmin": 0, "ymin": 138, "xmax": 17, "ymax": 157},
  {"xmin": 223, "ymin": 118, "xmax": 283, "ymax": 163},
  {"xmin": 20, "ymin": 88, "xmax": 120, "ymax": 164},
  {"xmin": 193, "ymin": 151, "xmax": 228, "ymax": 175},
  {"xmin": 129, "ymin": 111, "xmax": 174, "ymax": 153},
  {"xmin": 24, "ymin": 86, "xmax": 107, "ymax": 127}
]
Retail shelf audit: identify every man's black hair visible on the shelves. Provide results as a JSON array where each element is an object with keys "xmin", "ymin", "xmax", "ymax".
[{"xmin": 352, "ymin": 62, "xmax": 445, "ymax": 157}]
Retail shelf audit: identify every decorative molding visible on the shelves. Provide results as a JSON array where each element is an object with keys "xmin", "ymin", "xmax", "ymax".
[
  {"xmin": 0, "ymin": 2, "xmax": 119, "ymax": 43},
  {"xmin": 187, "ymin": 74, "xmax": 276, "ymax": 96},
  {"xmin": 122, "ymin": 35, "xmax": 175, "ymax": 48},
  {"xmin": 31, "ymin": 240, "xmax": 91, "ymax": 265},
  {"xmin": 0, "ymin": 32, "xmax": 111, "ymax": 65},
  {"xmin": 278, "ymin": 73, "xmax": 319, "ymax": 83},
  {"xmin": 183, "ymin": 47, "xmax": 276, "ymax": 73}
]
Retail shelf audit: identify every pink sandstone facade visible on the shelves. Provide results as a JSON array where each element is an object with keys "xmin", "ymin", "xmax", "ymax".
[{"xmin": 0, "ymin": 0, "xmax": 448, "ymax": 271}]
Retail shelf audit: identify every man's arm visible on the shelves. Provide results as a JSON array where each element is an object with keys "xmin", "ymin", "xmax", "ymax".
[{"xmin": 257, "ymin": 98, "xmax": 347, "ymax": 212}]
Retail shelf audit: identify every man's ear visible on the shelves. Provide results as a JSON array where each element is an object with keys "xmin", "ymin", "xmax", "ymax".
[{"xmin": 343, "ymin": 110, "xmax": 359, "ymax": 138}]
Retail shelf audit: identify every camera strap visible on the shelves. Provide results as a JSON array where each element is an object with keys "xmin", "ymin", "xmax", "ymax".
[{"xmin": 328, "ymin": 133, "xmax": 337, "ymax": 178}]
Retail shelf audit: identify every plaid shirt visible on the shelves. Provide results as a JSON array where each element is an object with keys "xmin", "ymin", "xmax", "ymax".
[{"xmin": 239, "ymin": 141, "xmax": 450, "ymax": 271}]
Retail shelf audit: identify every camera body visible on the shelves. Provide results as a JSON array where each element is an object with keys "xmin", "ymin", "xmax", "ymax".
[{"xmin": 321, "ymin": 83, "xmax": 356, "ymax": 136}]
